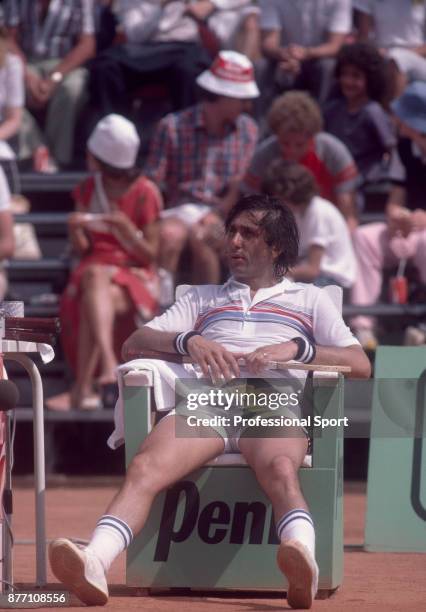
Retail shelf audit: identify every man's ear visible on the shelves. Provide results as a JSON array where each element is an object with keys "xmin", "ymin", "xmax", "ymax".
[{"xmin": 271, "ymin": 246, "xmax": 280, "ymax": 261}]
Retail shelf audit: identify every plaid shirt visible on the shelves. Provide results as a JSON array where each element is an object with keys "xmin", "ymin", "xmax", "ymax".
[
  {"xmin": 4, "ymin": 0, "xmax": 95, "ymax": 60},
  {"xmin": 144, "ymin": 103, "xmax": 258, "ymax": 208}
]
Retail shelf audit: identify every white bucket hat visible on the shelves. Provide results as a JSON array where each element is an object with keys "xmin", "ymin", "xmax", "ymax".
[
  {"xmin": 88, "ymin": 114, "xmax": 140, "ymax": 169},
  {"xmin": 196, "ymin": 50, "xmax": 259, "ymax": 99}
]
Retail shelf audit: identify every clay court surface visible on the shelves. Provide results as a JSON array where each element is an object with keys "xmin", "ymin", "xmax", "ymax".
[{"xmin": 9, "ymin": 479, "xmax": 426, "ymax": 611}]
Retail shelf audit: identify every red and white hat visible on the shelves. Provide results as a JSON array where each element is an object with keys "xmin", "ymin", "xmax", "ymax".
[{"xmin": 196, "ymin": 50, "xmax": 259, "ymax": 99}]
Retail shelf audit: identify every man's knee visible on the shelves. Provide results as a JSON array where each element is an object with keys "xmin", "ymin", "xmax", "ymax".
[
  {"xmin": 160, "ymin": 219, "xmax": 189, "ymax": 250},
  {"xmin": 257, "ymin": 454, "xmax": 299, "ymax": 484}
]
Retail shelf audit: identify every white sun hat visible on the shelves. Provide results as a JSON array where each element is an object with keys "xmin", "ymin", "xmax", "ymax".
[
  {"xmin": 87, "ymin": 114, "xmax": 140, "ymax": 169},
  {"xmin": 196, "ymin": 50, "xmax": 259, "ymax": 99}
]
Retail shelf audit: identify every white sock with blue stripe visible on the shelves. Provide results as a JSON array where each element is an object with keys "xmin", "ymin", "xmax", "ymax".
[
  {"xmin": 86, "ymin": 515, "xmax": 133, "ymax": 573},
  {"xmin": 276, "ymin": 509, "xmax": 315, "ymax": 558}
]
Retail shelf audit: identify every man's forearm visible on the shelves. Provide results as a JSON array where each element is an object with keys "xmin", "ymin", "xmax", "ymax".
[
  {"xmin": 335, "ymin": 191, "xmax": 357, "ymax": 222},
  {"xmin": 122, "ymin": 326, "xmax": 180, "ymax": 361},
  {"xmin": 304, "ymin": 38, "xmax": 344, "ymax": 60},
  {"xmin": 52, "ymin": 35, "xmax": 95, "ymax": 77},
  {"xmin": 313, "ymin": 345, "xmax": 371, "ymax": 378}
]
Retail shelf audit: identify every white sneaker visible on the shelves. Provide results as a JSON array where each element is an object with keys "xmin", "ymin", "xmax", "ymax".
[
  {"xmin": 49, "ymin": 538, "xmax": 108, "ymax": 606},
  {"xmin": 277, "ymin": 539, "xmax": 319, "ymax": 609}
]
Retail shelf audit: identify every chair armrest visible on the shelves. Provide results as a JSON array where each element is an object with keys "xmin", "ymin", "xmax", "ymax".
[
  {"xmin": 129, "ymin": 350, "xmax": 352, "ymax": 374},
  {"xmin": 123, "ymin": 370, "xmax": 154, "ymax": 388}
]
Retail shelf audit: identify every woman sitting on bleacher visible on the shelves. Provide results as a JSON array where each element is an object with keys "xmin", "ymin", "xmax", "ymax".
[{"xmin": 55, "ymin": 115, "xmax": 162, "ymax": 410}]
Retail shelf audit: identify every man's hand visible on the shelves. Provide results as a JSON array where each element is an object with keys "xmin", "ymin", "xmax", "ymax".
[
  {"xmin": 277, "ymin": 47, "xmax": 301, "ymax": 75},
  {"xmin": 37, "ymin": 77, "xmax": 58, "ymax": 103},
  {"xmin": 187, "ymin": 335, "xmax": 240, "ymax": 383},
  {"xmin": 238, "ymin": 341, "xmax": 298, "ymax": 375},
  {"xmin": 288, "ymin": 43, "xmax": 310, "ymax": 62},
  {"xmin": 25, "ymin": 69, "xmax": 47, "ymax": 108}
]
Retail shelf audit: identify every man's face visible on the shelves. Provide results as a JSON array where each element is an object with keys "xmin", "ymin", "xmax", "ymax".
[
  {"xmin": 216, "ymin": 96, "xmax": 251, "ymax": 123},
  {"xmin": 225, "ymin": 211, "xmax": 278, "ymax": 282},
  {"xmin": 277, "ymin": 130, "xmax": 311, "ymax": 161}
]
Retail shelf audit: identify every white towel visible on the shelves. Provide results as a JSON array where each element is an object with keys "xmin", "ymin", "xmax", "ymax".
[{"xmin": 107, "ymin": 358, "xmax": 201, "ymax": 449}]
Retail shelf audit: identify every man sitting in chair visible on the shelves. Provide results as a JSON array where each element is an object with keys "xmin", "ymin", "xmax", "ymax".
[{"xmin": 49, "ymin": 194, "xmax": 371, "ymax": 609}]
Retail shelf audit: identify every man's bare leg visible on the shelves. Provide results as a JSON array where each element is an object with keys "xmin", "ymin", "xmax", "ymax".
[
  {"xmin": 189, "ymin": 236, "xmax": 221, "ymax": 283},
  {"xmin": 189, "ymin": 215, "xmax": 223, "ymax": 284},
  {"xmin": 49, "ymin": 416, "xmax": 224, "ymax": 604},
  {"xmin": 158, "ymin": 218, "xmax": 189, "ymax": 275},
  {"xmin": 239, "ymin": 432, "xmax": 318, "ymax": 609}
]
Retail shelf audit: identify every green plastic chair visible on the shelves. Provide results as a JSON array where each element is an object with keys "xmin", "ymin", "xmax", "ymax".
[
  {"xmin": 365, "ymin": 346, "xmax": 426, "ymax": 552},
  {"xmin": 121, "ymin": 286, "xmax": 346, "ymax": 596}
]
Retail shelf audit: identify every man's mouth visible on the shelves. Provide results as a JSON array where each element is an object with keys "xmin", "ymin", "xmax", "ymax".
[{"xmin": 230, "ymin": 253, "xmax": 246, "ymax": 263}]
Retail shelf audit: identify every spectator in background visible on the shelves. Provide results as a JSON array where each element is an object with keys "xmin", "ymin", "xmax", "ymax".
[
  {"xmin": 0, "ymin": 165, "xmax": 15, "ymax": 299},
  {"xmin": 186, "ymin": 0, "xmax": 261, "ymax": 60},
  {"xmin": 351, "ymin": 82, "xmax": 426, "ymax": 350},
  {"xmin": 324, "ymin": 42, "xmax": 403, "ymax": 201},
  {"xmin": 0, "ymin": 24, "xmax": 23, "ymax": 191},
  {"xmin": 259, "ymin": 0, "xmax": 352, "ymax": 104},
  {"xmin": 355, "ymin": 0, "xmax": 426, "ymax": 97},
  {"xmin": 145, "ymin": 50, "xmax": 259, "ymax": 288},
  {"xmin": 263, "ymin": 161, "xmax": 356, "ymax": 289},
  {"xmin": 244, "ymin": 91, "xmax": 359, "ymax": 229},
  {"xmin": 51, "ymin": 115, "xmax": 162, "ymax": 411},
  {"xmin": 4, "ymin": 0, "xmax": 96, "ymax": 169},
  {"xmin": 88, "ymin": 0, "xmax": 211, "ymax": 120}
]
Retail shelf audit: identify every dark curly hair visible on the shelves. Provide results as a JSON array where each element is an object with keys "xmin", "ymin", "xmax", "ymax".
[
  {"xmin": 335, "ymin": 42, "xmax": 390, "ymax": 104},
  {"xmin": 225, "ymin": 194, "xmax": 299, "ymax": 279}
]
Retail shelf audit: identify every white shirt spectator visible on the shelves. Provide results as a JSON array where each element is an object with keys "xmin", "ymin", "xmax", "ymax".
[
  {"xmin": 208, "ymin": 0, "xmax": 259, "ymax": 47},
  {"xmin": 0, "ymin": 166, "xmax": 11, "ymax": 210},
  {"xmin": 0, "ymin": 53, "xmax": 24, "ymax": 122},
  {"xmin": 0, "ymin": 52, "xmax": 24, "ymax": 160},
  {"xmin": 354, "ymin": 0, "xmax": 426, "ymax": 48},
  {"xmin": 295, "ymin": 196, "xmax": 356, "ymax": 288},
  {"xmin": 259, "ymin": 0, "xmax": 352, "ymax": 46},
  {"xmin": 116, "ymin": 0, "xmax": 199, "ymax": 43}
]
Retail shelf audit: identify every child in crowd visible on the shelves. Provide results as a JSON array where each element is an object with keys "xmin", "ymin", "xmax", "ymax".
[
  {"xmin": 263, "ymin": 160, "xmax": 356, "ymax": 290},
  {"xmin": 48, "ymin": 114, "xmax": 162, "ymax": 410},
  {"xmin": 324, "ymin": 42, "xmax": 403, "ymax": 195},
  {"xmin": 244, "ymin": 90, "xmax": 359, "ymax": 229}
]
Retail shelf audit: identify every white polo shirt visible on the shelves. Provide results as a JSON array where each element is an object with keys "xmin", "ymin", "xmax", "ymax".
[
  {"xmin": 146, "ymin": 277, "xmax": 357, "ymax": 352},
  {"xmin": 296, "ymin": 196, "xmax": 357, "ymax": 288},
  {"xmin": 259, "ymin": 0, "xmax": 352, "ymax": 46}
]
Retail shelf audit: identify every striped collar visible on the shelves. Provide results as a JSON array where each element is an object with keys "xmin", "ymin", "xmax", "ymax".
[{"xmin": 224, "ymin": 276, "xmax": 292, "ymax": 307}]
